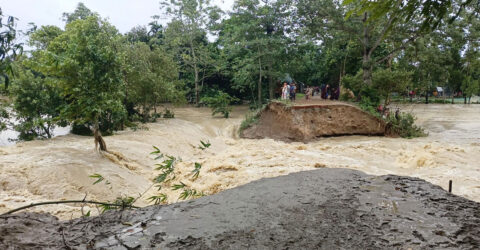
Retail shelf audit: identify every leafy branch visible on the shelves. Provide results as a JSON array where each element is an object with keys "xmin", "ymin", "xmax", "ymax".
[
  {"xmin": 198, "ymin": 140, "xmax": 211, "ymax": 150},
  {"xmin": 192, "ymin": 162, "xmax": 202, "ymax": 180}
]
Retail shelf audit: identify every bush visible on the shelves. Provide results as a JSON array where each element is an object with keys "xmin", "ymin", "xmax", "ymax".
[
  {"xmin": 386, "ymin": 112, "xmax": 427, "ymax": 138},
  {"xmin": 239, "ymin": 109, "xmax": 261, "ymax": 133},
  {"xmin": 358, "ymin": 96, "xmax": 381, "ymax": 118},
  {"xmin": 163, "ymin": 108, "xmax": 175, "ymax": 118},
  {"xmin": 340, "ymin": 88, "xmax": 355, "ymax": 101},
  {"xmin": 201, "ymin": 91, "xmax": 237, "ymax": 118},
  {"xmin": 10, "ymin": 68, "xmax": 66, "ymax": 140}
]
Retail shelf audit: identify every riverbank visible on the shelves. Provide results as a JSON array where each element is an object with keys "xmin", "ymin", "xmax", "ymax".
[{"xmin": 0, "ymin": 104, "xmax": 479, "ymax": 219}]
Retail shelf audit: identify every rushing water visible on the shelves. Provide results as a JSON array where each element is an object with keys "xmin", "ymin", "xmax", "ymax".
[
  {"xmin": 0, "ymin": 103, "xmax": 479, "ymax": 219},
  {"xmin": 0, "ymin": 110, "xmax": 71, "ymax": 146},
  {"xmin": 0, "ymin": 126, "xmax": 71, "ymax": 146}
]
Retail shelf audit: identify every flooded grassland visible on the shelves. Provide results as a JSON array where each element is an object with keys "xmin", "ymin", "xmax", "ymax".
[{"xmin": 0, "ymin": 104, "xmax": 479, "ymax": 219}]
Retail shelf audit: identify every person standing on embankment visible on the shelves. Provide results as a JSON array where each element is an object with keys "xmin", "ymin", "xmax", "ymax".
[{"xmin": 290, "ymin": 83, "xmax": 297, "ymax": 102}]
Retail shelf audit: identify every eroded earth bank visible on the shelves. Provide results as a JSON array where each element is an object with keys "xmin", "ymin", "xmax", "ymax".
[
  {"xmin": 241, "ymin": 101, "xmax": 386, "ymax": 141},
  {"xmin": 0, "ymin": 104, "xmax": 480, "ymax": 220}
]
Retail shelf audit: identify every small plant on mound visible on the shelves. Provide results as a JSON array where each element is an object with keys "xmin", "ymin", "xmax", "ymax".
[
  {"xmin": 354, "ymin": 93, "xmax": 426, "ymax": 139},
  {"xmin": 358, "ymin": 96, "xmax": 381, "ymax": 119},
  {"xmin": 163, "ymin": 108, "xmax": 175, "ymax": 118},
  {"xmin": 201, "ymin": 91, "xmax": 237, "ymax": 118},
  {"xmin": 239, "ymin": 108, "xmax": 262, "ymax": 133},
  {"xmin": 386, "ymin": 112, "xmax": 427, "ymax": 138}
]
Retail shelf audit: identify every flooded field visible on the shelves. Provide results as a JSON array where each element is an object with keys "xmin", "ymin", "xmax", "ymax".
[{"xmin": 0, "ymin": 103, "xmax": 479, "ymax": 219}]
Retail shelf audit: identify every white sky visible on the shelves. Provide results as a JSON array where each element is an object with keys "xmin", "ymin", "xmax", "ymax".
[{"xmin": 0, "ymin": 0, "xmax": 235, "ymax": 34}]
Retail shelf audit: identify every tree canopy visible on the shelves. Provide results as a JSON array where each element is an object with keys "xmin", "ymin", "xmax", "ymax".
[{"xmin": 0, "ymin": 0, "xmax": 479, "ymax": 145}]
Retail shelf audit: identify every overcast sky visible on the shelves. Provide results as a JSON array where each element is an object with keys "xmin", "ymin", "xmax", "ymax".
[{"xmin": 0, "ymin": 0, "xmax": 235, "ymax": 35}]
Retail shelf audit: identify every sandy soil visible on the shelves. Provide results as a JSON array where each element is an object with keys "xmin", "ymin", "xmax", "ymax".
[{"xmin": 0, "ymin": 102, "xmax": 479, "ymax": 219}]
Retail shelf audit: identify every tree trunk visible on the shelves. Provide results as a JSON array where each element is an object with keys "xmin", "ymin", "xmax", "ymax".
[
  {"xmin": 189, "ymin": 41, "xmax": 200, "ymax": 106},
  {"xmin": 268, "ymin": 61, "xmax": 274, "ymax": 100},
  {"xmin": 42, "ymin": 124, "xmax": 52, "ymax": 139},
  {"xmin": 425, "ymin": 91, "xmax": 429, "ymax": 104},
  {"xmin": 194, "ymin": 64, "xmax": 199, "ymax": 106},
  {"xmin": 258, "ymin": 57, "xmax": 262, "ymax": 106},
  {"xmin": 339, "ymin": 53, "xmax": 347, "ymax": 87},
  {"xmin": 362, "ymin": 12, "xmax": 373, "ymax": 86},
  {"xmin": 362, "ymin": 57, "xmax": 373, "ymax": 86},
  {"xmin": 93, "ymin": 119, "xmax": 107, "ymax": 152}
]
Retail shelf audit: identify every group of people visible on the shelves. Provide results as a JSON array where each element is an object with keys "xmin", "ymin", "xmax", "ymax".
[
  {"xmin": 280, "ymin": 82, "xmax": 341, "ymax": 101},
  {"xmin": 281, "ymin": 82, "xmax": 297, "ymax": 101},
  {"xmin": 320, "ymin": 84, "xmax": 340, "ymax": 100},
  {"xmin": 303, "ymin": 84, "xmax": 341, "ymax": 101}
]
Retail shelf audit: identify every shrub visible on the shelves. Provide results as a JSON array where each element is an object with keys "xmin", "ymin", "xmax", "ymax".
[
  {"xmin": 201, "ymin": 91, "xmax": 237, "ymax": 118},
  {"xmin": 163, "ymin": 108, "xmax": 175, "ymax": 118},
  {"xmin": 386, "ymin": 112, "xmax": 427, "ymax": 138},
  {"xmin": 358, "ymin": 96, "xmax": 381, "ymax": 118},
  {"xmin": 239, "ymin": 108, "xmax": 262, "ymax": 133},
  {"xmin": 340, "ymin": 88, "xmax": 355, "ymax": 101}
]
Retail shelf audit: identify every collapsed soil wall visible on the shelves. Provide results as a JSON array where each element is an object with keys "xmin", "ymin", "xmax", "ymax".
[{"xmin": 241, "ymin": 101, "xmax": 386, "ymax": 141}]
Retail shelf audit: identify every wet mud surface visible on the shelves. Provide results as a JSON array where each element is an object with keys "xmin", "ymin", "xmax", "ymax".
[{"xmin": 1, "ymin": 168, "xmax": 479, "ymax": 249}]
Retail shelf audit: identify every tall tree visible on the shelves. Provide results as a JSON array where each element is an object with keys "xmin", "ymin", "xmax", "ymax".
[
  {"xmin": 220, "ymin": 0, "xmax": 290, "ymax": 104},
  {"xmin": 296, "ymin": 0, "xmax": 427, "ymax": 86},
  {"xmin": 161, "ymin": 0, "xmax": 221, "ymax": 105},
  {"xmin": 62, "ymin": 2, "xmax": 95, "ymax": 24},
  {"xmin": 0, "ymin": 8, "xmax": 23, "ymax": 90},
  {"xmin": 121, "ymin": 42, "xmax": 185, "ymax": 122},
  {"xmin": 38, "ymin": 16, "xmax": 125, "ymax": 151}
]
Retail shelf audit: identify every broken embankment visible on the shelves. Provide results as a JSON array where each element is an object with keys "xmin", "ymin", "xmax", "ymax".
[{"xmin": 241, "ymin": 101, "xmax": 386, "ymax": 141}]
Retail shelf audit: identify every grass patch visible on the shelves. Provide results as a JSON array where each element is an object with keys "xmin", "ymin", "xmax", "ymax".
[{"xmin": 239, "ymin": 106, "xmax": 263, "ymax": 134}]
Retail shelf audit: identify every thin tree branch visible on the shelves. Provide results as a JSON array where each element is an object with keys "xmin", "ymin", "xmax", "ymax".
[
  {"xmin": 375, "ymin": 33, "xmax": 421, "ymax": 64},
  {"xmin": 1, "ymin": 200, "xmax": 139, "ymax": 216},
  {"xmin": 368, "ymin": 14, "xmax": 397, "ymax": 57}
]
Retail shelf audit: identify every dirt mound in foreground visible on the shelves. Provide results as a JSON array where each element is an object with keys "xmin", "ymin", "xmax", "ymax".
[
  {"xmin": 1, "ymin": 168, "xmax": 479, "ymax": 249},
  {"xmin": 241, "ymin": 101, "xmax": 386, "ymax": 141}
]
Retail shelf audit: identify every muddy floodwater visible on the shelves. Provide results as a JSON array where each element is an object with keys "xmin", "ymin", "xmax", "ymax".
[{"xmin": 0, "ymin": 103, "xmax": 479, "ymax": 219}]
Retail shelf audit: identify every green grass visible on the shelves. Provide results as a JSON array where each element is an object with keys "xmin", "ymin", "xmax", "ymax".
[
  {"xmin": 239, "ymin": 108, "xmax": 261, "ymax": 134},
  {"xmin": 296, "ymin": 93, "xmax": 305, "ymax": 99}
]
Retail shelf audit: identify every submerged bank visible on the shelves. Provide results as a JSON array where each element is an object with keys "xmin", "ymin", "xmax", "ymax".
[{"xmin": 0, "ymin": 103, "xmax": 479, "ymax": 219}]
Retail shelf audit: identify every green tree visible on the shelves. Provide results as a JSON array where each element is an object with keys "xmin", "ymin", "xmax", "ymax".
[
  {"xmin": 200, "ymin": 90, "xmax": 237, "ymax": 118},
  {"xmin": 220, "ymin": 0, "xmax": 290, "ymax": 104},
  {"xmin": 372, "ymin": 69, "xmax": 412, "ymax": 106},
  {"xmin": 122, "ymin": 42, "xmax": 185, "ymax": 122},
  {"xmin": 39, "ymin": 16, "xmax": 125, "ymax": 151},
  {"xmin": 161, "ymin": 0, "xmax": 221, "ymax": 105},
  {"xmin": 0, "ymin": 8, "xmax": 23, "ymax": 90},
  {"xmin": 62, "ymin": 2, "xmax": 95, "ymax": 24},
  {"xmin": 10, "ymin": 64, "xmax": 65, "ymax": 140},
  {"xmin": 28, "ymin": 25, "xmax": 63, "ymax": 50}
]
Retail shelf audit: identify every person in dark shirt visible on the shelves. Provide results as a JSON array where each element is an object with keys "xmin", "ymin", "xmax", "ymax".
[{"xmin": 290, "ymin": 83, "xmax": 297, "ymax": 102}]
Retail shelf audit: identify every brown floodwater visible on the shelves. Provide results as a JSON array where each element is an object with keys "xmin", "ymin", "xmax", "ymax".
[{"xmin": 0, "ymin": 104, "xmax": 479, "ymax": 219}]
